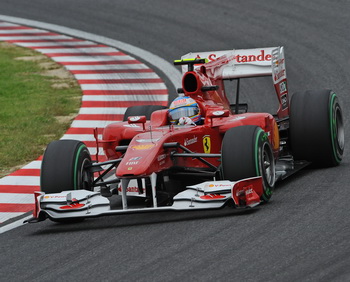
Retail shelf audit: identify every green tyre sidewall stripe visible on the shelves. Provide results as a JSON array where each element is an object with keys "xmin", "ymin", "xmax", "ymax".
[
  {"xmin": 329, "ymin": 93, "xmax": 341, "ymax": 164},
  {"xmin": 254, "ymin": 128, "xmax": 263, "ymax": 176},
  {"xmin": 254, "ymin": 128, "xmax": 272, "ymax": 202},
  {"xmin": 73, "ymin": 144, "xmax": 86, "ymax": 190}
]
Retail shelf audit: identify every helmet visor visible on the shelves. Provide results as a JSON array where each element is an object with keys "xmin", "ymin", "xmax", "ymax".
[{"xmin": 169, "ymin": 106, "xmax": 199, "ymax": 121}]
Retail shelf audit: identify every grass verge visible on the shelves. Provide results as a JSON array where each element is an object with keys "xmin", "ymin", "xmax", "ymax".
[{"xmin": 0, "ymin": 42, "xmax": 81, "ymax": 177}]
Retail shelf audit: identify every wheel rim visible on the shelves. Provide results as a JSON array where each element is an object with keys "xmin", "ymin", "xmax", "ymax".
[
  {"xmin": 330, "ymin": 95, "xmax": 344, "ymax": 163},
  {"xmin": 80, "ymin": 157, "xmax": 92, "ymax": 190},
  {"xmin": 261, "ymin": 142, "xmax": 275, "ymax": 187},
  {"xmin": 334, "ymin": 105, "xmax": 344, "ymax": 152}
]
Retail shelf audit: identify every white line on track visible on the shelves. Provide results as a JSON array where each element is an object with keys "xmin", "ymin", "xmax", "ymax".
[
  {"xmin": 35, "ymin": 47, "xmax": 119, "ymax": 53},
  {"xmin": 0, "ymin": 215, "xmax": 32, "ymax": 234},
  {"xmin": 52, "ymin": 55, "xmax": 135, "ymax": 62},
  {"xmin": 21, "ymin": 161, "xmax": 41, "ymax": 169},
  {"xmin": 81, "ymin": 94, "xmax": 168, "ymax": 101},
  {"xmin": 65, "ymin": 64, "xmax": 149, "ymax": 70},
  {"xmin": 0, "ymin": 193, "xmax": 34, "ymax": 204},
  {"xmin": 0, "ymin": 22, "xmax": 18, "ymax": 26},
  {"xmin": 0, "ymin": 176, "xmax": 40, "ymax": 186},
  {"xmin": 0, "ymin": 35, "xmax": 72, "ymax": 40},
  {"xmin": 0, "ymin": 29, "xmax": 50, "ymax": 34},
  {"xmin": 86, "ymin": 147, "xmax": 105, "ymax": 155},
  {"xmin": 80, "ymin": 83, "xmax": 167, "ymax": 91},
  {"xmin": 78, "ymin": 108, "xmax": 126, "ymax": 114},
  {"xmin": 75, "ymin": 73, "xmax": 160, "ymax": 80},
  {"xmin": 70, "ymin": 120, "xmax": 120, "ymax": 128},
  {"xmin": 61, "ymin": 134, "xmax": 103, "ymax": 141},
  {"xmin": 16, "ymin": 41, "xmax": 98, "ymax": 47},
  {"xmin": 0, "ymin": 213, "xmax": 30, "ymax": 226}
]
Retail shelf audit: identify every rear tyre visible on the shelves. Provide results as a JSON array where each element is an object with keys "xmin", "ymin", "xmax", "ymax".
[
  {"xmin": 290, "ymin": 89, "xmax": 344, "ymax": 167},
  {"xmin": 221, "ymin": 125, "xmax": 275, "ymax": 202},
  {"xmin": 123, "ymin": 105, "xmax": 167, "ymax": 121},
  {"xmin": 41, "ymin": 140, "xmax": 93, "ymax": 193}
]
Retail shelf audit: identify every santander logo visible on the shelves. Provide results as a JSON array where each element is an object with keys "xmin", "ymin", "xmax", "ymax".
[{"xmin": 197, "ymin": 50, "xmax": 272, "ymax": 64}]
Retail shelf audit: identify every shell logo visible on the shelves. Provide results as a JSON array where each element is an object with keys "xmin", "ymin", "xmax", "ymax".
[{"xmin": 132, "ymin": 144, "xmax": 155, "ymax": 150}]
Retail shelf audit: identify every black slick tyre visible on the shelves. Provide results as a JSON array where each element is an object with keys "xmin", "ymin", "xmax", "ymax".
[
  {"xmin": 290, "ymin": 89, "xmax": 344, "ymax": 167},
  {"xmin": 221, "ymin": 125, "xmax": 275, "ymax": 202},
  {"xmin": 40, "ymin": 140, "xmax": 93, "ymax": 193},
  {"xmin": 123, "ymin": 105, "xmax": 167, "ymax": 121}
]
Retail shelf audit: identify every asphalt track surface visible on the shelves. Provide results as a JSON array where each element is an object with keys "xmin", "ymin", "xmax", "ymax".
[{"xmin": 0, "ymin": 1, "xmax": 349, "ymax": 281}]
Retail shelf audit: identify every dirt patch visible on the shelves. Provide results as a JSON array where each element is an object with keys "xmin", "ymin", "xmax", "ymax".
[
  {"xmin": 51, "ymin": 82, "xmax": 70, "ymax": 89},
  {"xmin": 39, "ymin": 61, "xmax": 59, "ymax": 70},
  {"xmin": 0, "ymin": 41, "xmax": 17, "ymax": 49},
  {"xmin": 43, "ymin": 68, "xmax": 73, "ymax": 79},
  {"xmin": 0, "ymin": 162, "xmax": 31, "ymax": 178},
  {"xmin": 55, "ymin": 113, "xmax": 78, "ymax": 124},
  {"xmin": 14, "ymin": 51, "xmax": 78, "ymax": 88},
  {"xmin": 15, "ymin": 55, "xmax": 48, "ymax": 62}
]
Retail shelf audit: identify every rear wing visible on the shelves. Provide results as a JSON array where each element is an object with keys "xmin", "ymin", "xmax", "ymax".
[
  {"xmin": 181, "ymin": 47, "xmax": 289, "ymax": 118},
  {"xmin": 181, "ymin": 47, "xmax": 285, "ymax": 80}
]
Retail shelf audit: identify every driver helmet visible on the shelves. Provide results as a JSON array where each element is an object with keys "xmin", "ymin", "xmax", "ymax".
[{"xmin": 169, "ymin": 95, "xmax": 201, "ymax": 125}]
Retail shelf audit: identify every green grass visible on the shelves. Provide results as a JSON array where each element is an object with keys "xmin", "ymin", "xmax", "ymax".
[{"xmin": 0, "ymin": 42, "xmax": 81, "ymax": 177}]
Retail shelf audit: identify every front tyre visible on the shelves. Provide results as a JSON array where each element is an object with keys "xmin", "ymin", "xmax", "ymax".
[
  {"xmin": 290, "ymin": 89, "xmax": 344, "ymax": 166},
  {"xmin": 41, "ymin": 140, "xmax": 93, "ymax": 193},
  {"xmin": 221, "ymin": 125, "xmax": 275, "ymax": 202}
]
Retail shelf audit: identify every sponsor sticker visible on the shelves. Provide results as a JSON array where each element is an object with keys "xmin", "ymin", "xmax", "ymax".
[
  {"xmin": 132, "ymin": 144, "xmax": 155, "ymax": 150},
  {"xmin": 184, "ymin": 136, "xmax": 198, "ymax": 146},
  {"xmin": 197, "ymin": 50, "xmax": 272, "ymax": 64},
  {"xmin": 207, "ymin": 183, "xmax": 232, "ymax": 188},
  {"xmin": 200, "ymin": 194, "xmax": 226, "ymax": 200},
  {"xmin": 233, "ymin": 116, "xmax": 246, "ymax": 121},
  {"xmin": 136, "ymin": 138, "xmax": 160, "ymax": 143},
  {"xmin": 59, "ymin": 203, "xmax": 85, "ymax": 210},
  {"xmin": 213, "ymin": 111, "xmax": 224, "ymax": 116},
  {"xmin": 44, "ymin": 195, "xmax": 66, "ymax": 199},
  {"xmin": 236, "ymin": 185, "xmax": 254, "ymax": 196},
  {"xmin": 173, "ymin": 98, "xmax": 188, "ymax": 107},
  {"xmin": 129, "ymin": 157, "xmax": 142, "ymax": 161},
  {"xmin": 130, "ymin": 116, "xmax": 141, "ymax": 122},
  {"xmin": 274, "ymin": 69, "xmax": 286, "ymax": 82},
  {"xmin": 281, "ymin": 93, "xmax": 288, "ymax": 110},
  {"xmin": 118, "ymin": 186, "xmax": 142, "ymax": 193},
  {"xmin": 157, "ymin": 154, "xmax": 166, "ymax": 161},
  {"xmin": 279, "ymin": 81, "xmax": 287, "ymax": 93}
]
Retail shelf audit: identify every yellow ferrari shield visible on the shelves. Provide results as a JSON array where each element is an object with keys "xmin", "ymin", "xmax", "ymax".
[{"xmin": 203, "ymin": 136, "xmax": 211, "ymax": 153}]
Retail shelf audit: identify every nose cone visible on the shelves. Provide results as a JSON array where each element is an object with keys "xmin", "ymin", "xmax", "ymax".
[{"xmin": 116, "ymin": 131, "xmax": 166, "ymax": 177}]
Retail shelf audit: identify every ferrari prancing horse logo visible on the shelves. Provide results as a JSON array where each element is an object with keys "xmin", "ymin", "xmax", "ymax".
[{"xmin": 203, "ymin": 136, "xmax": 211, "ymax": 153}]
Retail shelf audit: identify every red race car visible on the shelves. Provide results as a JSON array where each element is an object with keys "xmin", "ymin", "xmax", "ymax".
[{"xmin": 27, "ymin": 46, "xmax": 344, "ymax": 223}]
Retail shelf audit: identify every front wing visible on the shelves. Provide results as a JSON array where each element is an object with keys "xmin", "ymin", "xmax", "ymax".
[{"xmin": 27, "ymin": 177, "xmax": 263, "ymax": 223}]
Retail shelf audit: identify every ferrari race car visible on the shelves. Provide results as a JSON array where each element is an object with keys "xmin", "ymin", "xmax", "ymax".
[{"xmin": 26, "ymin": 46, "xmax": 344, "ymax": 223}]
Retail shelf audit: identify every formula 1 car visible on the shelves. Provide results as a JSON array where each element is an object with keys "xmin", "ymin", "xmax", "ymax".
[{"xmin": 27, "ymin": 46, "xmax": 344, "ymax": 223}]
